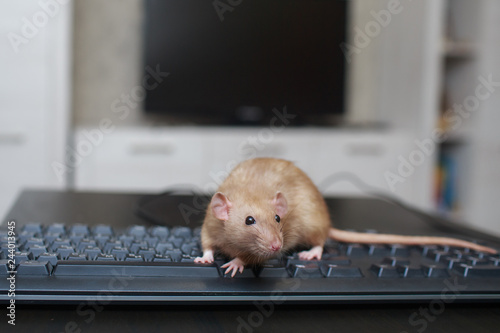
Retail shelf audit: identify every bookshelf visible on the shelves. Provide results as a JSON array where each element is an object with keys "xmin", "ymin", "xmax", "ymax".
[{"xmin": 435, "ymin": 0, "xmax": 500, "ymax": 236}]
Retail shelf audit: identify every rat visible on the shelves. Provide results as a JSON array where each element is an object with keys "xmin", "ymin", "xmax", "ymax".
[{"xmin": 194, "ymin": 157, "xmax": 497, "ymax": 277}]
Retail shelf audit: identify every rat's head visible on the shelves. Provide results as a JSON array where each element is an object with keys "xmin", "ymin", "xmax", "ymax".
[{"xmin": 210, "ymin": 191, "xmax": 287, "ymax": 263}]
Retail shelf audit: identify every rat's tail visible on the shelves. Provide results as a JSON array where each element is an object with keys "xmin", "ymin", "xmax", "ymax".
[{"xmin": 328, "ymin": 228, "xmax": 498, "ymax": 254}]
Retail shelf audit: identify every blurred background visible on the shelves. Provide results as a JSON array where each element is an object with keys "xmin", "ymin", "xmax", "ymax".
[{"xmin": 1, "ymin": 0, "xmax": 499, "ymax": 236}]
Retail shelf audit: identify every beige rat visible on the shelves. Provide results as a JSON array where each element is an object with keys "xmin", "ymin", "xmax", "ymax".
[{"xmin": 194, "ymin": 158, "xmax": 497, "ymax": 277}]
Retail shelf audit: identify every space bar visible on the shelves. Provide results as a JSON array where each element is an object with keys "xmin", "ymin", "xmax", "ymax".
[{"xmin": 53, "ymin": 261, "xmax": 220, "ymax": 277}]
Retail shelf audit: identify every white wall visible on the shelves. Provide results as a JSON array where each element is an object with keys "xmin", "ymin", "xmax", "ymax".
[{"xmin": 0, "ymin": 0, "xmax": 72, "ymax": 220}]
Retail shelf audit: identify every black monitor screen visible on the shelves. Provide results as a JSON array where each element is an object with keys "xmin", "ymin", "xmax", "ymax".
[{"xmin": 144, "ymin": 0, "xmax": 347, "ymax": 125}]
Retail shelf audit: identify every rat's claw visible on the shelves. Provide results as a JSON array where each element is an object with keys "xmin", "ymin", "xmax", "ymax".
[
  {"xmin": 298, "ymin": 245, "xmax": 323, "ymax": 261},
  {"xmin": 220, "ymin": 258, "xmax": 245, "ymax": 277},
  {"xmin": 194, "ymin": 250, "xmax": 214, "ymax": 264}
]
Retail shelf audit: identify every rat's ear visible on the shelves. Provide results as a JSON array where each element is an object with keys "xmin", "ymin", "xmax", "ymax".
[
  {"xmin": 211, "ymin": 192, "xmax": 232, "ymax": 221},
  {"xmin": 272, "ymin": 191, "xmax": 288, "ymax": 216}
]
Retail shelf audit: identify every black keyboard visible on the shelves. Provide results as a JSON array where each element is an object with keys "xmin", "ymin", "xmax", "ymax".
[{"xmin": 1, "ymin": 222, "xmax": 500, "ymax": 304}]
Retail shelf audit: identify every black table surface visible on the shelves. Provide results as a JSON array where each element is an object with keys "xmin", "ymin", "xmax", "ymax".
[{"xmin": 2, "ymin": 189, "xmax": 500, "ymax": 333}]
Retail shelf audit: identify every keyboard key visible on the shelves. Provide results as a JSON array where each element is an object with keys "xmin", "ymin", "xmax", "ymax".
[
  {"xmin": 322, "ymin": 248, "xmax": 341, "ymax": 258},
  {"xmin": 367, "ymin": 245, "xmax": 390, "ymax": 257},
  {"xmin": 168, "ymin": 236, "xmax": 184, "ymax": 248},
  {"xmin": 370, "ymin": 264, "xmax": 399, "ymax": 278},
  {"xmin": 322, "ymin": 256, "xmax": 351, "ymax": 265},
  {"xmin": 288, "ymin": 263, "xmax": 323, "ymax": 278},
  {"xmin": 14, "ymin": 251, "xmax": 33, "ymax": 263},
  {"xmin": 165, "ymin": 249, "xmax": 183, "ymax": 262},
  {"xmin": 381, "ymin": 257, "xmax": 410, "ymax": 267},
  {"xmin": 345, "ymin": 244, "xmax": 366, "ymax": 256},
  {"xmin": 181, "ymin": 242, "xmax": 197, "ymax": 255},
  {"xmin": 422, "ymin": 264, "xmax": 449, "ymax": 278},
  {"xmin": 472, "ymin": 251, "xmax": 486, "ymax": 259},
  {"xmin": 143, "ymin": 236, "xmax": 159, "ymax": 248},
  {"xmin": 54, "ymin": 261, "xmax": 220, "ymax": 277},
  {"xmin": 190, "ymin": 249, "xmax": 202, "ymax": 257},
  {"xmin": 321, "ymin": 264, "xmax": 362, "ymax": 278},
  {"xmin": 77, "ymin": 239, "xmax": 97, "ymax": 251},
  {"xmin": 28, "ymin": 245, "xmax": 48, "ymax": 258},
  {"xmin": 44, "ymin": 232, "xmax": 62, "ymax": 244},
  {"xmin": 37, "ymin": 253, "xmax": 60, "ymax": 266},
  {"xmin": 455, "ymin": 264, "xmax": 500, "ymax": 278},
  {"xmin": 92, "ymin": 225, "xmax": 113, "ymax": 236},
  {"xmin": 17, "ymin": 231, "xmax": 39, "ymax": 244},
  {"xmin": 55, "ymin": 245, "xmax": 76, "ymax": 259},
  {"xmin": 103, "ymin": 240, "xmax": 122, "ymax": 253},
  {"xmin": 263, "ymin": 259, "xmax": 285, "ymax": 266},
  {"xmin": 450, "ymin": 249, "xmax": 467, "ymax": 259},
  {"xmin": 24, "ymin": 237, "xmax": 45, "ymax": 249},
  {"xmin": 388, "ymin": 245, "xmax": 411, "ymax": 257},
  {"xmin": 23, "ymin": 223, "xmax": 43, "ymax": 234},
  {"xmin": 67, "ymin": 253, "xmax": 88, "ymax": 261},
  {"xmin": 193, "ymin": 227, "xmax": 202, "ymax": 238},
  {"xmin": 51, "ymin": 238, "xmax": 72, "ymax": 251},
  {"xmin": 152, "ymin": 254, "xmax": 172, "ymax": 262},
  {"xmin": 46, "ymin": 223, "xmax": 66, "ymax": 234},
  {"xmin": 172, "ymin": 226, "xmax": 192, "ymax": 239},
  {"xmin": 397, "ymin": 265, "xmax": 424, "ymax": 278},
  {"xmin": 118, "ymin": 235, "xmax": 135, "ymax": 247},
  {"xmin": 418, "ymin": 245, "xmax": 439, "ymax": 256},
  {"xmin": 69, "ymin": 234, "xmax": 86, "ymax": 244},
  {"xmin": 155, "ymin": 241, "xmax": 174, "ymax": 254},
  {"xmin": 129, "ymin": 241, "xmax": 149, "ymax": 254},
  {"xmin": 441, "ymin": 257, "xmax": 465, "ymax": 269},
  {"xmin": 288, "ymin": 257, "xmax": 350, "ymax": 267},
  {"xmin": 426, "ymin": 250, "xmax": 450, "ymax": 262},
  {"xmin": 180, "ymin": 256, "xmax": 196, "ymax": 263},
  {"xmin": 150, "ymin": 226, "xmax": 169, "ymax": 239},
  {"xmin": 17, "ymin": 260, "xmax": 53, "ymax": 275},
  {"xmin": 128, "ymin": 225, "xmax": 147, "ymax": 238},
  {"xmin": 488, "ymin": 257, "xmax": 500, "ymax": 266},
  {"xmin": 125, "ymin": 254, "xmax": 144, "ymax": 262},
  {"xmin": 70, "ymin": 225, "xmax": 90, "ymax": 235},
  {"xmin": 138, "ymin": 248, "xmax": 156, "ymax": 261},
  {"xmin": 94, "ymin": 234, "xmax": 111, "ymax": 247},
  {"xmin": 83, "ymin": 247, "xmax": 103, "ymax": 260},
  {"xmin": 257, "ymin": 264, "xmax": 289, "ymax": 278},
  {"xmin": 96, "ymin": 254, "xmax": 116, "ymax": 261},
  {"xmin": 111, "ymin": 247, "xmax": 129, "ymax": 261},
  {"xmin": 465, "ymin": 256, "xmax": 490, "ymax": 266}
]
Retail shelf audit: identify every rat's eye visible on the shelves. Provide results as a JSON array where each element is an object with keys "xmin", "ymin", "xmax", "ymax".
[
  {"xmin": 245, "ymin": 216, "xmax": 256, "ymax": 225},
  {"xmin": 275, "ymin": 215, "xmax": 280, "ymax": 223}
]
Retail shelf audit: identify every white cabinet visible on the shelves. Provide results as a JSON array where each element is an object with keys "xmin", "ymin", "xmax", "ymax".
[
  {"xmin": 74, "ymin": 127, "xmax": 428, "ymax": 209},
  {"xmin": 74, "ymin": 128, "xmax": 206, "ymax": 193}
]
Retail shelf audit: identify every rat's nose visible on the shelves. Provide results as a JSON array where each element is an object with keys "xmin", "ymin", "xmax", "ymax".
[{"xmin": 270, "ymin": 241, "xmax": 282, "ymax": 252}]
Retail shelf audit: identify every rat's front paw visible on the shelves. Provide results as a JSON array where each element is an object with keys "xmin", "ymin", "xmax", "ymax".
[
  {"xmin": 298, "ymin": 245, "xmax": 323, "ymax": 261},
  {"xmin": 194, "ymin": 249, "xmax": 214, "ymax": 263},
  {"xmin": 220, "ymin": 258, "xmax": 245, "ymax": 277}
]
